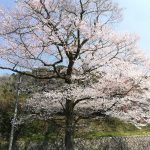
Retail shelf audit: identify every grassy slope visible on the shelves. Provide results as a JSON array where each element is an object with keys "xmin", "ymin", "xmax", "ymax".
[
  {"xmin": 77, "ymin": 117, "xmax": 150, "ymax": 138},
  {"xmin": 13, "ymin": 117, "xmax": 150, "ymax": 142}
]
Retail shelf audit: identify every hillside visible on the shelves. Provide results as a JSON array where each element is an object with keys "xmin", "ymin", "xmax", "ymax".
[{"xmin": 1, "ymin": 74, "xmax": 150, "ymax": 143}]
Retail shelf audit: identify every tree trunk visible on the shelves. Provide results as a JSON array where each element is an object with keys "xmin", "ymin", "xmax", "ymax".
[
  {"xmin": 65, "ymin": 124, "xmax": 74, "ymax": 150},
  {"xmin": 8, "ymin": 75, "xmax": 21, "ymax": 150},
  {"xmin": 65, "ymin": 57, "xmax": 75, "ymax": 149},
  {"xmin": 65, "ymin": 100, "xmax": 74, "ymax": 150}
]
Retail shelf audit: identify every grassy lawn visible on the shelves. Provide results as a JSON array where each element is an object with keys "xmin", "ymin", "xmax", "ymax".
[
  {"xmin": 75, "ymin": 117, "xmax": 150, "ymax": 138},
  {"xmin": 3, "ymin": 117, "xmax": 149, "ymax": 142},
  {"xmin": 1, "ymin": 114, "xmax": 150, "ymax": 144}
]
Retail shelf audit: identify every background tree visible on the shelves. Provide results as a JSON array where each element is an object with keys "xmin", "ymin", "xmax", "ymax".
[{"xmin": 0, "ymin": 0, "xmax": 150, "ymax": 149}]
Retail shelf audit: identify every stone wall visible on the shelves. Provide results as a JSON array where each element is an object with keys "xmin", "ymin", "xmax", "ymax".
[{"xmin": 1, "ymin": 136, "xmax": 150, "ymax": 150}]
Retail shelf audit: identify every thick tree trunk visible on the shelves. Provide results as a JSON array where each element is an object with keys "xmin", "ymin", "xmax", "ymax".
[
  {"xmin": 65, "ymin": 56, "xmax": 75, "ymax": 149},
  {"xmin": 65, "ymin": 100, "xmax": 74, "ymax": 150},
  {"xmin": 65, "ymin": 123, "xmax": 74, "ymax": 150}
]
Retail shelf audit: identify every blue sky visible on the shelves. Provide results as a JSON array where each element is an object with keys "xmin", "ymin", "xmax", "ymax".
[
  {"xmin": 0, "ymin": 0, "xmax": 150, "ymax": 74},
  {"xmin": 0, "ymin": 0, "xmax": 14, "ymax": 8},
  {"xmin": 117, "ymin": 0, "xmax": 150, "ymax": 55}
]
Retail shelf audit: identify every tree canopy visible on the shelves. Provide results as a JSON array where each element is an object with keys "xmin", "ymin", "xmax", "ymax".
[{"xmin": 0, "ymin": 0, "xmax": 150, "ymax": 149}]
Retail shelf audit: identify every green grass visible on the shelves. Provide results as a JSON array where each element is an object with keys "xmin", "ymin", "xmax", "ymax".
[
  {"xmin": 1, "ymin": 117, "xmax": 150, "ymax": 143},
  {"xmin": 1, "ymin": 113, "xmax": 150, "ymax": 143},
  {"xmin": 20, "ymin": 117, "xmax": 150, "ymax": 140},
  {"xmin": 74, "ymin": 117, "xmax": 150, "ymax": 139}
]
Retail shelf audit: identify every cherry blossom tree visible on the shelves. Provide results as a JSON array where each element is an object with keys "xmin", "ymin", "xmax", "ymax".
[{"xmin": 0, "ymin": 0, "xmax": 150, "ymax": 149}]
